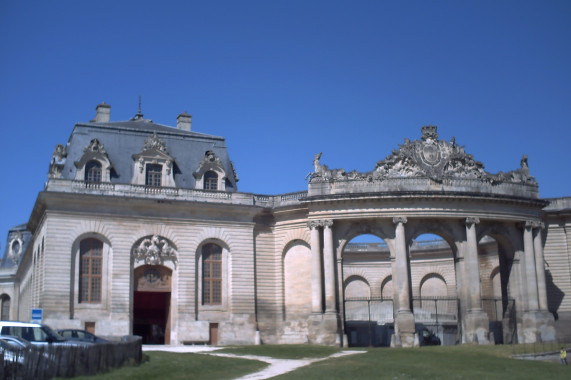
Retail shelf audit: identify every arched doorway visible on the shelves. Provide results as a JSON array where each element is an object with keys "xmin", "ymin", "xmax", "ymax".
[
  {"xmin": 133, "ymin": 265, "xmax": 172, "ymax": 344},
  {"xmin": 342, "ymin": 234, "xmax": 393, "ymax": 347},
  {"xmin": 410, "ymin": 233, "xmax": 457, "ymax": 345}
]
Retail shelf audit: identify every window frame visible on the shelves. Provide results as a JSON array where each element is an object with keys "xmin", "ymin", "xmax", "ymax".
[
  {"xmin": 79, "ymin": 238, "xmax": 103, "ymax": 304},
  {"xmin": 203, "ymin": 171, "xmax": 219, "ymax": 190},
  {"xmin": 145, "ymin": 164, "xmax": 163, "ymax": 187},
  {"xmin": 202, "ymin": 243, "xmax": 222, "ymax": 305},
  {"xmin": 85, "ymin": 160, "xmax": 103, "ymax": 183}
]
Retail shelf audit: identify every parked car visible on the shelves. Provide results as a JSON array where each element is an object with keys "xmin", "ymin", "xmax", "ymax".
[
  {"xmin": 57, "ymin": 329, "xmax": 108, "ymax": 343},
  {"xmin": 420, "ymin": 328, "xmax": 441, "ymax": 346},
  {"xmin": 0, "ymin": 321, "xmax": 89, "ymax": 346},
  {"xmin": 0, "ymin": 335, "xmax": 30, "ymax": 365}
]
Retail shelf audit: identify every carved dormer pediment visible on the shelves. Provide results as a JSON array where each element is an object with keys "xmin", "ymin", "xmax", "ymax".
[
  {"xmin": 74, "ymin": 139, "xmax": 114, "ymax": 182},
  {"xmin": 193, "ymin": 150, "xmax": 230, "ymax": 190},
  {"xmin": 131, "ymin": 133, "xmax": 176, "ymax": 187}
]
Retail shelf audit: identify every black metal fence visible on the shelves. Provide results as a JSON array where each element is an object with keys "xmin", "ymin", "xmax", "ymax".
[{"xmin": 0, "ymin": 335, "xmax": 142, "ymax": 380}]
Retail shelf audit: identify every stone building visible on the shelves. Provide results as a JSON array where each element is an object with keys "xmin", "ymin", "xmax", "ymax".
[{"xmin": 1, "ymin": 103, "xmax": 570, "ymax": 347}]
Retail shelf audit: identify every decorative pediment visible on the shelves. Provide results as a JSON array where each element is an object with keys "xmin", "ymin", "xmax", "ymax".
[
  {"xmin": 142, "ymin": 133, "xmax": 168, "ymax": 153},
  {"xmin": 48, "ymin": 144, "xmax": 67, "ymax": 178},
  {"xmin": 132, "ymin": 235, "xmax": 178, "ymax": 266},
  {"xmin": 193, "ymin": 150, "xmax": 223, "ymax": 178},
  {"xmin": 310, "ymin": 126, "xmax": 535, "ymax": 185},
  {"xmin": 74, "ymin": 139, "xmax": 113, "ymax": 171}
]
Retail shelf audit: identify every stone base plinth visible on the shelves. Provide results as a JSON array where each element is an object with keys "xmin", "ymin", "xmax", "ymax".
[
  {"xmin": 308, "ymin": 313, "xmax": 339, "ymax": 345},
  {"xmin": 522, "ymin": 310, "xmax": 556, "ymax": 343},
  {"xmin": 462, "ymin": 309, "xmax": 490, "ymax": 344},
  {"xmin": 393, "ymin": 311, "xmax": 417, "ymax": 347}
]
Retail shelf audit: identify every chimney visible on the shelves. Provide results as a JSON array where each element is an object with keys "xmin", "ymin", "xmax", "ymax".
[
  {"xmin": 177, "ymin": 112, "xmax": 192, "ymax": 131},
  {"xmin": 95, "ymin": 102, "xmax": 111, "ymax": 123}
]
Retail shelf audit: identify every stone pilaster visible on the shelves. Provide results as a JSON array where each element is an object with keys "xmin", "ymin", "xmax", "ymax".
[
  {"xmin": 523, "ymin": 221, "xmax": 539, "ymax": 311},
  {"xmin": 308, "ymin": 220, "xmax": 323, "ymax": 314},
  {"xmin": 392, "ymin": 216, "xmax": 416, "ymax": 347},
  {"xmin": 533, "ymin": 222, "xmax": 548, "ymax": 311},
  {"xmin": 322, "ymin": 220, "xmax": 336, "ymax": 313}
]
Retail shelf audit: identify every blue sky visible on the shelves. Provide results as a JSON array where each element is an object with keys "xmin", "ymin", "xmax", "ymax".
[{"xmin": 1, "ymin": 1, "xmax": 570, "ymax": 247}]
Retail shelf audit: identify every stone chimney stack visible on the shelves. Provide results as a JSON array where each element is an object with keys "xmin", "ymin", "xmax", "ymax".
[
  {"xmin": 95, "ymin": 102, "xmax": 111, "ymax": 123},
  {"xmin": 177, "ymin": 112, "xmax": 192, "ymax": 131}
]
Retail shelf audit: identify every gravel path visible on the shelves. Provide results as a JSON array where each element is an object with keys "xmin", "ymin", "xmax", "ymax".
[
  {"xmin": 142, "ymin": 345, "xmax": 365, "ymax": 379},
  {"xmin": 209, "ymin": 350, "xmax": 365, "ymax": 380}
]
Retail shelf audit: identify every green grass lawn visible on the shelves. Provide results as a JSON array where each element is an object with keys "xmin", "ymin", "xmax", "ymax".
[{"xmin": 60, "ymin": 345, "xmax": 571, "ymax": 380}]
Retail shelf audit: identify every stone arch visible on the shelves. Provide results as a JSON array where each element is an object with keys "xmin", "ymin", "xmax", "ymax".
[
  {"xmin": 419, "ymin": 273, "xmax": 448, "ymax": 298},
  {"xmin": 69, "ymin": 220, "xmax": 115, "ymax": 247},
  {"xmin": 337, "ymin": 221, "xmax": 396, "ymax": 261},
  {"xmin": 344, "ymin": 275, "xmax": 371, "ymax": 299},
  {"xmin": 193, "ymin": 227, "xmax": 235, "ymax": 254},
  {"xmin": 381, "ymin": 275, "xmax": 393, "ymax": 300},
  {"xmin": 1, "ymin": 294, "xmax": 11, "ymax": 320},
  {"xmin": 278, "ymin": 229, "xmax": 311, "ymax": 258},
  {"xmin": 406, "ymin": 219, "xmax": 461, "ymax": 259},
  {"xmin": 283, "ymin": 240, "xmax": 312, "ymax": 319}
]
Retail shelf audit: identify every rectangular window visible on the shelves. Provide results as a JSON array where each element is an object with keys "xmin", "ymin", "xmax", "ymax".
[
  {"xmin": 146, "ymin": 164, "xmax": 162, "ymax": 187},
  {"xmin": 202, "ymin": 244, "xmax": 222, "ymax": 305},
  {"xmin": 79, "ymin": 238, "xmax": 103, "ymax": 303}
]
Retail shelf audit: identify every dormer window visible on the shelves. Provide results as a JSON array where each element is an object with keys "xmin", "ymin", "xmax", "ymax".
[
  {"xmin": 194, "ymin": 151, "xmax": 235, "ymax": 191},
  {"xmin": 131, "ymin": 133, "xmax": 176, "ymax": 187},
  {"xmin": 204, "ymin": 171, "xmax": 218, "ymax": 190},
  {"xmin": 146, "ymin": 164, "xmax": 162, "ymax": 187},
  {"xmin": 85, "ymin": 160, "xmax": 102, "ymax": 183},
  {"xmin": 74, "ymin": 139, "xmax": 113, "ymax": 183}
]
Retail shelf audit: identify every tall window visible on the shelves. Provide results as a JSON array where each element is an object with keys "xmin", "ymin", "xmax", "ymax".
[
  {"xmin": 79, "ymin": 238, "xmax": 102, "ymax": 303},
  {"xmin": 85, "ymin": 160, "xmax": 102, "ymax": 183},
  {"xmin": 204, "ymin": 171, "xmax": 218, "ymax": 190},
  {"xmin": 1, "ymin": 295, "xmax": 10, "ymax": 320},
  {"xmin": 202, "ymin": 243, "xmax": 222, "ymax": 305},
  {"xmin": 146, "ymin": 164, "xmax": 162, "ymax": 187}
]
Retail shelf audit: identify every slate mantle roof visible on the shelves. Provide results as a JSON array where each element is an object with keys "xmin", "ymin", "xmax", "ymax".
[{"xmin": 53, "ymin": 116, "xmax": 237, "ymax": 191}]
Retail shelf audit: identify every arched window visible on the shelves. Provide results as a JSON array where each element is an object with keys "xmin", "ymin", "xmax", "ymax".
[
  {"xmin": 146, "ymin": 164, "xmax": 162, "ymax": 187},
  {"xmin": 79, "ymin": 238, "xmax": 102, "ymax": 303},
  {"xmin": 1, "ymin": 295, "xmax": 10, "ymax": 320},
  {"xmin": 85, "ymin": 160, "xmax": 102, "ymax": 183},
  {"xmin": 202, "ymin": 243, "xmax": 222, "ymax": 305},
  {"xmin": 204, "ymin": 171, "xmax": 218, "ymax": 190}
]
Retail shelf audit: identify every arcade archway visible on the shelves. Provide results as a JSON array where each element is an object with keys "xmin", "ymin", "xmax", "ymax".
[{"xmin": 133, "ymin": 265, "xmax": 172, "ymax": 344}]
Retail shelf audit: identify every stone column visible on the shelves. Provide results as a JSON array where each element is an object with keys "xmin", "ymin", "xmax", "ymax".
[
  {"xmin": 523, "ymin": 221, "xmax": 539, "ymax": 311},
  {"xmin": 391, "ymin": 216, "xmax": 415, "ymax": 347},
  {"xmin": 533, "ymin": 223, "xmax": 548, "ymax": 311},
  {"xmin": 462, "ymin": 217, "xmax": 489, "ymax": 344},
  {"xmin": 308, "ymin": 220, "xmax": 323, "ymax": 314},
  {"xmin": 521, "ymin": 220, "xmax": 555, "ymax": 343},
  {"xmin": 393, "ymin": 217, "xmax": 411, "ymax": 314},
  {"xmin": 322, "ymin": 220, "xmax": 336, "ymax": 313},
  {"xmin": 465, "ymin": 217, "xmax": 483, "ymax": 312}
]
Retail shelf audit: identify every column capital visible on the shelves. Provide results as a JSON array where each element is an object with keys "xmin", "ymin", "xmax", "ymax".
[
  {"xmin": 523, "ymin": 220, "xmax": 543, "ymax": 230},
  {"xmin": 307, "ymin": 220, "xmax": 320, "ymax": 229},
  {"xmin": 322, "ymin": 219, "xmax": 334, "ymax": 228},
  {"xmin": 465, "ymin": 217, "xmax": 480, "ymax": 226},
  {"xmin": 392, "ymin": 216, "xmax": 407, "ymax": 225}
]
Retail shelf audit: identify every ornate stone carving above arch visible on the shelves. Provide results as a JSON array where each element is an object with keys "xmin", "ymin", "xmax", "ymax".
[{"xmin": 132, "ymin": 235, "xmax": 178, "ymax": 267}]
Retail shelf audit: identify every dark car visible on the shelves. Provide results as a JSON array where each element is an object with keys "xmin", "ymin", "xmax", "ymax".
[
  {"xmin": 57, "ymin": 329, "xmax": 108, "ymax": 343},
  {"xmin": 420, "ymin": 328, "xmax": 441, "ymax": 346}
]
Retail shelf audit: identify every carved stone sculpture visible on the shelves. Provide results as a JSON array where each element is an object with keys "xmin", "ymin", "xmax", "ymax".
[{"xmin": 132, "ymin": 235, "xmax": 178, "ymax": 266}]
